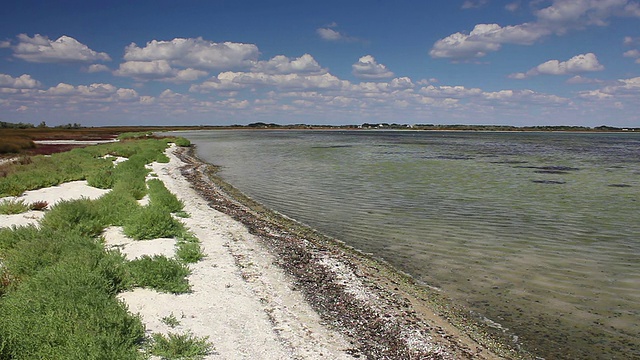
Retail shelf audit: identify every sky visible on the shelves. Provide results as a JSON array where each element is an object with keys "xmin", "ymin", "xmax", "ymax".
[{"xmin": 1, "ymin": 0, "xmax": 640, "ymax": 127}]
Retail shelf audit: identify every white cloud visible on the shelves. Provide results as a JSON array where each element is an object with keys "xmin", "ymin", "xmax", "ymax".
[
  {"xmin": 0, "ymin": 73, "xmax": 41, "ymax": 89},
  {"xmin": 429, "ymin": 23, "xmax": 549, "ymax": 58},
  {"xmin": 579, "ymin": 76, "xmax": 640, "ymax": 99},
  {"xmin": 510, "ymin": 53, "xmax": 604, "ymax": 78},
  {"xmin": 11, "ymin": 34, "xmax": 111, "ymax": 63},
  {"xmin": 114, "ymin": 60, "xmax": 207, "ymax": 83},
  {"xmin": 86, "ymin": 64, "xmax": 110, "ymax": 73},
  {"xmin": 123, "ymin": 37, "xmax": 259, "ymax": 70},
  {"xmin": 252, "ymin": 54, "xmax": 326, "ymax": 75},
  {"xmin": 0, "ymin": 41, "xmax": 10, "ymax": 48},
  {"xmin": 506, "ymin": 2, "xmax": 521, "ymax": 12},
  {"xmin": 317, "ymin": 28, "xmax": 343, "ymax": 41},
  {"xmin": 316, "ymin": 23, "xmax": 357, "ymax": 42},
  {"xmin": 420, "ymin": 85, "xmax": 483, "ymax": 98},
  {"xmin": 535, "ymin": 0, "xmax": 640, "ymax": 30},
  {"xmin": 462, "ymin": 0, "xmax": 489, "ymax": 9},
  {"xmin": 566, "ymin": 75, "xmax": 604, "ymax": 84},
  {"xmin": 352, "ymin": 55, "xmax": 394, "ymax": 79},
  {"xmin": 624, "ymin": 36, "xmax": 640, "ymax": 45},
  {"xmin": 431, "ymin": 0, "xmax": 640, "ymax": 59}
]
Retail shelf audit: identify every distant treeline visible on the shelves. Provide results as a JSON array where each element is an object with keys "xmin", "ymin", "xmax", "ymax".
[{"xmin": 1, "ymin": 121, "xmax": 83, "ymax": 129}]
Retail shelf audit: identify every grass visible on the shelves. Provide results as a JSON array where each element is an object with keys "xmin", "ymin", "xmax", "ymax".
[
  {"xmin": 127, "ymin": 255, "xmax": 191, "ymax": 294},
  {"xmin": 161, "ymin": 313, "xmax": 181, "ymax": 328},
  {"xmin": 0, "ymin": 199, "xmax": 30, "ymax": 214},
  {"xmin": 0, "ymin": 134, "xmax": 35, "ymax": 154},
  {"xmin": 147, "ymin": 178, "xmax": 184, "ymax": 213},
  {"xmin": 0, "ymin": 135, "xmax": 201, "ymax": 358},
  {"xmin": 147, "ymin": 332, "xmax": 213, "ymax": 360},
  {"xmin": 124, "ymin": 205, "xmax": 185, "ymax": 240},
  {"xmin": 176, "ymin": 231, "xmax": 205, "ymax": 263}
]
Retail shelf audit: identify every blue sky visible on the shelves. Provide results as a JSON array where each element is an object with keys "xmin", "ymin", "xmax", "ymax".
[{"xmin": 1, "ymin": 0, "xmax": 639, "ymax": 127}]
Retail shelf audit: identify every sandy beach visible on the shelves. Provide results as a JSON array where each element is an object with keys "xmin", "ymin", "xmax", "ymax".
[{"xmin": 1, "ymin": 144, "xmax": 520, "ymax": 359}]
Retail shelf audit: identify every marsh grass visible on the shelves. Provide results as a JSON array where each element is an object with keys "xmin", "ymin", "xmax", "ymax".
[
  {"xmin": 123, "ymin": 205, "xmax": 185, "ymax": 240},
  {"xmin": 147, "ymin": 178, "xmax": 184, "ymax": 213},
  {"xmin": 127, "ymin": 255, "xmax": 191, "ymax": 294},
  {"xmin": 148, "ymin": 332, "xmax": 213, "ymax": 360},
  {"xmin": 161, "ymin": 313, "xmax": 181, "ymax": 328},
  {"xmin": 0, "ymin": 136, "xmax": 197, "ymax": 358},
  {"xmin": 0, "ymin": 199, "xmax": 30, "ymax": 214},
  {"xmin": 176, "ymin": 231, "xmax": 205, "ymax": 263}
]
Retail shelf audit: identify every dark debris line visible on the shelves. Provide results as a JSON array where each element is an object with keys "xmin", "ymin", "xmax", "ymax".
[{"xmin": 175, "ymin": 147, "xmax": 523, "ymax": 360}]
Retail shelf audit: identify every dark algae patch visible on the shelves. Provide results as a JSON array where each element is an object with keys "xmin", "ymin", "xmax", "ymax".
[
  {"xmin": 175, "ymin": 146, "xmax": 535, "ymax": 360},
  {"xmin": 531, "ymin": 179, "xmax": 566, "ymax": 184}
]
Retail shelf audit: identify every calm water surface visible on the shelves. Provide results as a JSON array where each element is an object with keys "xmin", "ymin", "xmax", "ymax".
[{"xmin": 177, "ymin": 130, "xmax": 640, "ymax": 359}]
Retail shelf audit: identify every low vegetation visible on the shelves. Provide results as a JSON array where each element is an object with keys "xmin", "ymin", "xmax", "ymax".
[
  {"xmin": 147, "ymin": 332, "xmax": 214, "ymax": 360},
  {"xmin": 0, "ymin": 136, "xmax": 205, "ymax": 359},
  {"xmin": 0, "ymin": 199, "xmax": 30, "ymax": 215}
]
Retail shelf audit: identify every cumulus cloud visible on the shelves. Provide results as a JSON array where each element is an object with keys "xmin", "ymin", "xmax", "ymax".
[
  {"xmin": 352, "ymin": 55, "xmax": 394, "ymax": 79},
  {"xmin": 86, "ymin": 64, "xmax": 110, "ymax": 73},
  {"xmin": 430, "ymin": 23, "xmax": 549, "ymax": 58},
  {"xmin": 114, "ymin": 60, "xmax": 207, "ymax": 82},
  {"xmin": 431, "ymin": 0, "xmax": 640, "ymax": 59},
  {"xmin": 579, "ymin": 76, "xmax": 640, "ymax": 98},
  {"xmin": 197, "ymin": 72, "xmax": 348, "ymax": 92},
  {"xmin": 39, "ymin": 83, "xmax": 140, "ymax": 103},
  {"xmin": 10, "ymin": 34, "xmax": 111, "ymax": 63},
  {"xmin": 252, "ymin": 54, "xmax": 326, "ymax": 75},
  {"xmin": 316, "ymin": 23, "xmax": 358, "ymax": 42},
  {"xmin": 509, "ymin": 53, "xmax": 604, "ymax": 78},
  {"xmin": 123, "ymin": 37, "xmax": 259, "ymax": 70},
  {"xmin": 0, "ymin": 73, "xmax": 41, "ymax": 89},
  {"xmin": 535, "ymin": 0, "xmax": 640, "ymax": 30}
]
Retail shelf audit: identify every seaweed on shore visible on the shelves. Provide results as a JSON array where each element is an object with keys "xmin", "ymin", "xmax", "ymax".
[{"xmin": 174, "ymin": 146, "xmax": 534, "ymax": 360}]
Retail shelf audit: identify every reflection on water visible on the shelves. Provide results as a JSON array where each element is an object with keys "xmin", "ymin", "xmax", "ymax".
[{"xmin": 178, "ymin": 130, "xmax": 640, "ymax": 359}]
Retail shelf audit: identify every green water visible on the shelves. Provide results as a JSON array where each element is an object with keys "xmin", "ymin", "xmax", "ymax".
[{"xmin": 178, "ymin": 130, "xmax": 640, "ymax": 359}]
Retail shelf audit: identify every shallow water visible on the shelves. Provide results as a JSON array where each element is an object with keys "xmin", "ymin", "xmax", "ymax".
[{"xmin": 177, "ymin": 130, "xmax": 640, "ymax": 359}]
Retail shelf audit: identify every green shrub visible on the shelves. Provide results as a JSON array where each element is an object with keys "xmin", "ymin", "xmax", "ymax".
[
  {"xmin": 0, "ymin": 224, "xmax": 40, "ymax": 252},
  {"xmin": 87, "ymin": 164, "xmax": 116, "ymax": 189},
  {"xmin": 0, "ymin": 199, "xmax": 30, "ymax": 214},
  {"xmin": 176, "ymin": 231, "xmax": 204, "ymax": 263},
  {"xmin": 148, "ymin": 332, "xmax": 213, "ymax": 360},
  {"xmin": 156, "ymin": 153, "xmax": 170, "ymax": 163},
  {"xmin": 147, "ymin": 179, "xmax": 184, "ymax": 213},
  {"xmin": 127, "ymin": 255, "xmax": 190, "ymax": 294},
  {"xmin": 171, "ymin": 137, "xmax": 191, "ymax": 147},
  {"xmin": 0, "ymin": 260, "xmax": 145, "ymax": 360},
  {"xmin": 0, "ymin": 227, "xmax": 103, "ymax": 282},
  {"xmin": 95, "ymin": 190, "xmax": 139, "ymax": 226},
  {"xmin": 176, "ymin": 242, "xmax": 205, "ymax": 264},
  {"xmin": 40, "ymin": 198, "xmax": 105, "ymax": 237},
  {"xmin": 123, "ymin": 206, "xmax": 184, "ymax": 240},
  {"xmin": 97, "ymin": 249, "xmax": 134, "ymax": 294}
]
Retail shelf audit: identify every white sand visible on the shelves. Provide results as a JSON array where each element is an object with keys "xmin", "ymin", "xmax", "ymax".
[
  {"xmin": 112, "ymin": 146, "xmax": 356, "ymax": 359},
  {"xmin": 0, "ymin": 181, "xmax": 110, "ymax": 228}
]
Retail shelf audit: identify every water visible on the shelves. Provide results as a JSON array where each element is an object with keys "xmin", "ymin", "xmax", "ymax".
[{"xmin": 176, "ymin": 130, "xmax": 640, "ymax": 359}]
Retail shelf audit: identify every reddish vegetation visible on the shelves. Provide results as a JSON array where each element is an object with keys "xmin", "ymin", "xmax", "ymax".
[{"xmin": 27, "ymin": 143, "xmax": 91, "ymax": 156}]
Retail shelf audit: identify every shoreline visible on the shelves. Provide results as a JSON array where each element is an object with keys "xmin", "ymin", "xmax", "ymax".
[
  {"xmin": 1, "ymin": 141, "xmax": 532, "ymax": 359},
  {"xmin": 172, "ymin": 145, "xmax": 533, "ymax": 359}
]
